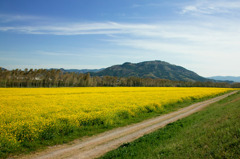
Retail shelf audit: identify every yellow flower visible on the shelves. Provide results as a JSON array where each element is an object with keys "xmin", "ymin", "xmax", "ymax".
[{"xmin": 0, "ymin": 87, "xmax": 234, "ymax": 147}]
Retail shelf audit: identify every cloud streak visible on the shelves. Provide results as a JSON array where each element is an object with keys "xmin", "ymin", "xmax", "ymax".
[
  {"xmin": 181, "ymin": 0, "xmax": 240, "ymax": 15},
  {"xmin": 1, "ymin": 15, "xmax": 240, "ymax": 65},
  {"xmin": 1, "ymin": 19, "xmax": 239, "ymax": 45},
  {"xmin": 0, "ymin": 14, "xmax": 45, "ymax": 23},
  {"xmin": 0, "ymin": 21, "xmax": 155, "ymax": 35}
]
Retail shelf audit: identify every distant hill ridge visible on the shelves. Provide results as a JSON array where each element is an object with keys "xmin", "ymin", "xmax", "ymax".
[
  {"xmin": 2, "ymin": 61, "xmax": 230, "ymax": 82},
  {"xmin": 56, "ymin": 68, "xmax": 104, "ymax": 74},
  {"xmin": 93, "ymin": 60, "xmax": 210, "ymax": 82},
  {"xmin": 209, "ymin": 76, "xmax": 240, "ymax": 82}
]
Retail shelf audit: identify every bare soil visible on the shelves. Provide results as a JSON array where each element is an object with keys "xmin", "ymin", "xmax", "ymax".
[{"xmin": 16, "ymin": 91, "xmax": 237, "ymax": 159}]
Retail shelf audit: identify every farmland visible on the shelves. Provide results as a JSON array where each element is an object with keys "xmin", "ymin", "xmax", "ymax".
[{"xmin": 0, "ymin": 87, "xmax": 234, "ymax": 157}]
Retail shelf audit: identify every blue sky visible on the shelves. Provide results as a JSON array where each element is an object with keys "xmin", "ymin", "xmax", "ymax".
[{"xmin": 0, "ymin": 0, "xmax": 240, "ymax": 76}]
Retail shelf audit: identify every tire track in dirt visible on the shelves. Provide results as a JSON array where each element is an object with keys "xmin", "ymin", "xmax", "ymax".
[{"xmin": 18, "ymin": 91, "xmax": 238, "ymax": 159}]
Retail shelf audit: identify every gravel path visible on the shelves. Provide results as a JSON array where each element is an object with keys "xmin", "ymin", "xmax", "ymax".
[{"xmin": 17, "ymin": 91, "xmax": 237, "ymax": 159}]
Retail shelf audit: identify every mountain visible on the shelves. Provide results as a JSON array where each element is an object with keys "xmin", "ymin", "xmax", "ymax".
[
  {"xmin": 93, "ymin": 60, "xmax": 210, "ymax": 82},
  {"xmin": 208, "ymin": 76, "xmax": 240, "ymax": 83},
  {"xmin": 0, "ymin": 67, "xmax": 6, "ymax": 71}
]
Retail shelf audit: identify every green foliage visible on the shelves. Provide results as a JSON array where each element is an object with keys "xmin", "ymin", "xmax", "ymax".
[
  {"xmin": 101, "ymin": 92, "xmax": 240, "ymax": 159},
  {"xmin": 0, "ymin": 66, "xmax": 235, "ymax": 88},
  {"xmin": 0, "ymin": 131, "xmax": 20, "ymax": 158}
]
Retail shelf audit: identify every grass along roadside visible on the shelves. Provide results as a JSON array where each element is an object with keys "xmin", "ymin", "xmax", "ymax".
[
  {"xmin": 2, "ymin": 89, "xmax": 234, "ymax": 158},
  {"xmin": 100, "ymin": 91, "xmax": 240, "ymax": 159}
]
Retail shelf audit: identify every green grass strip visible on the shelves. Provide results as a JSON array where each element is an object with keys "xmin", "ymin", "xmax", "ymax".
[{"xmin": 101, "ymin": 92, "xmax": 240, "ymax": 159}]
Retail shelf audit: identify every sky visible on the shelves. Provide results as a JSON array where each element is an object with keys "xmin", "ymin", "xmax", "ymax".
[{"xmin": 0, "ymin": 0, "xmax": 240, "ymax": 77}]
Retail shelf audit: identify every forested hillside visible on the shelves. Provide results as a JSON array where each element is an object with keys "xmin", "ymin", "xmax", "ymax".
[
  {"xmin": 94, "ymin": 61, "xmax": 209, "ymax": 82},
  {"xmin": 1, "ymin": 67, "xmax": 239, "ymax": 88}
]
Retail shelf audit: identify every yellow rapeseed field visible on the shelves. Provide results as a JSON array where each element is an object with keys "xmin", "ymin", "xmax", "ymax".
[{"xmin": 0, "ymin": 87, "xmax": 233, "ymax": 152}]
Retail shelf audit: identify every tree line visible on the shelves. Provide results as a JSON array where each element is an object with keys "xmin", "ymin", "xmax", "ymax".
[{"xmin": 0, "ymin": 68, "xmax": 239, "ymax": 88}]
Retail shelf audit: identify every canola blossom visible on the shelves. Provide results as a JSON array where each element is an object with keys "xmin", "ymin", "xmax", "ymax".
[{"xmin": 0, "ymin": 87, "xmax": 233, "ymax": 152}]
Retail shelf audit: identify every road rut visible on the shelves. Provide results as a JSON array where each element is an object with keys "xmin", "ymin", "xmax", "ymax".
[{"xmin": 18, "ymin": 91, "xmax": 238, "ymax": 159}]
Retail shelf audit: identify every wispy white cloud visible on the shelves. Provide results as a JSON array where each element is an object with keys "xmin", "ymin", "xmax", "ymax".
[
  {"xmin": 1, "ymin": 19, "xmax": 239, "ymax": 46},
  {"xmin": 1, "ymin": 16, "xmax": 240, "ymax": 67},
  {"xmin": 0, "ymin": 22, "xmax": 155, "ymax": 35},
  {"xmin": 0, "ymin": 14, "xmax": 45, "ymax": 23},
  {"xmin": 181, "ymin": 0, "xmax": 240, "ymax": 15}
]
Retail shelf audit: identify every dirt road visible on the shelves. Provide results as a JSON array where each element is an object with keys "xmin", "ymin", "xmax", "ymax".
[{"xmin": 18, "ymin": 91, "xmax": 237, "ymax": 159}]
